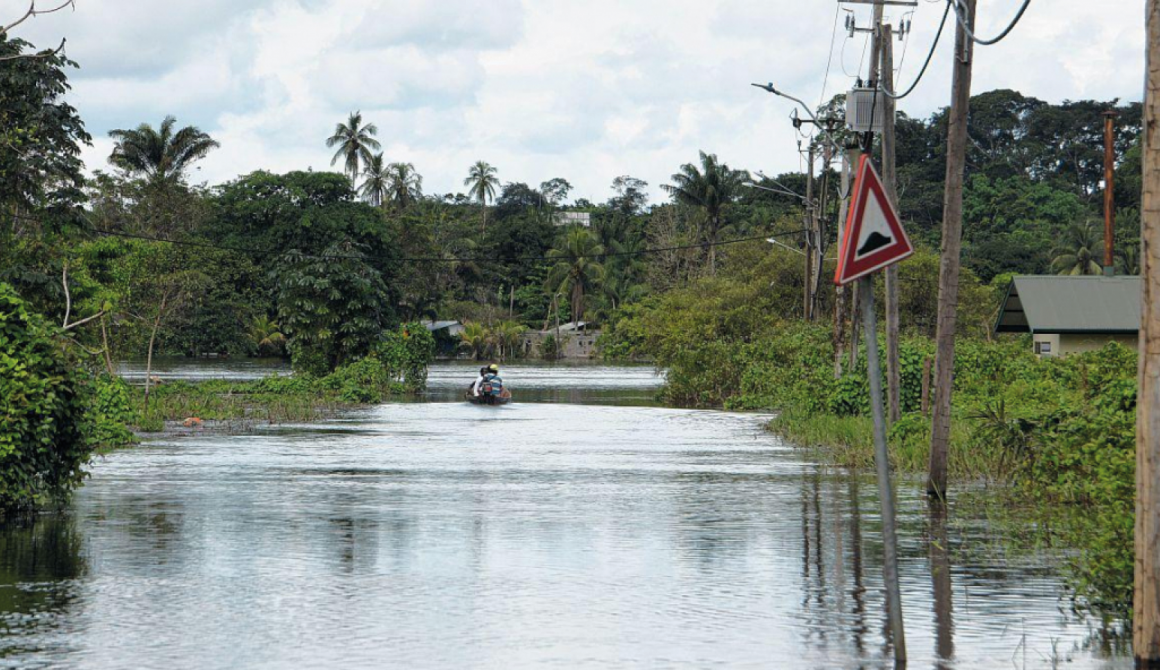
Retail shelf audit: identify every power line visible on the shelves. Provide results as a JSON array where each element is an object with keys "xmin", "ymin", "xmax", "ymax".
[
  {"xmin": 949, "ymin": 0, "xmax": 1031, "ymax": 46},
  {"xmin": 881, "ymin": 0, "xmax": 952, "ymax": 100},
  {"xmin": 83, "ymin": 226, "xmax": 810, "ymax": 265},
  {"xmin": 817, "ymin": 1, "xmax": 844, "ymax": 111}
]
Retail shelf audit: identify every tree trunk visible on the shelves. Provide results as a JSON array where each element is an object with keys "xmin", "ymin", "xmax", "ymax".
[
  {"xmin": 1136, "ymin": 0, "xmax": 1160, "ymax": 661},
  {"xmin": 143, "ymin": 291, "xmax": 170, "ymax": 413},
  {"xmin": 881, "ymin": 26, "xmax": 902, "ymax": 424},
  {"xmin": 927, "ymin": 0, "xmax": 976, "ymax": 498},
  {"xmin": 101, "ymin": 315, "xmax": 115, "ymax": 377}
]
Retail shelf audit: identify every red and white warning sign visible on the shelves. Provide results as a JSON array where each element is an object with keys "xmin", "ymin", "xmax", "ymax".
[{"xmin": 833, "ymin": 155, "xmax": 914, "ymax": 285}]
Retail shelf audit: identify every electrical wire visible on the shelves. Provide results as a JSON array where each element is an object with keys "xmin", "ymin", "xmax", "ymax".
[
  {"xmin": 64, "ymin": 222, "xmax": 812, "ymax": 265},
  {"xmin": 817, "ymin": 1, "xmax": 843, "ymax": 110},
  {"xmin": 949, "ymin": 0, "xmax": 1032, "ymax": 46},
  {"xmin": 894, "ymin": 11, "xmax": 914, "ymax": 79},
  {"xmin": 880, "ymin": 0, "xmax": 952, "ymax": 100}
]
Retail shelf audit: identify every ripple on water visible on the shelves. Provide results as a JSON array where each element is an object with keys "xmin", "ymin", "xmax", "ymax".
[{"xmin": 0, "ymin": 365, "xmax": 1132, "ymax": 669}]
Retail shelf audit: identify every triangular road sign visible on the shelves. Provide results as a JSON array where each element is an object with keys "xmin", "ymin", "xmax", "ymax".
[{"xmin": 833, "ymin": 155, "xmax": 914, "ymax": 285}]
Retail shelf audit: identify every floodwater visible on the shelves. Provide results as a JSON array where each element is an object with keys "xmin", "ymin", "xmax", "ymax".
[{"xmin": 0, "ymin": 361, "xmax": 1130, "ymax": 669}]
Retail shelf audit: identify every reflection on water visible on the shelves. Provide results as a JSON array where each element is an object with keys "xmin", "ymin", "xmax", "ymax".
[
  {"xmin": 0, "ymin": 362, "xmax": 1132, "ymax": 669},
  {"xmin": 116, "ymin": 357, "xmax": 290, "ymax": 383}
]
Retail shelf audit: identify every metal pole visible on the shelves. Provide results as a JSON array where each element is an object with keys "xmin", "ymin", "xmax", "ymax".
[
  {"xmin": 859, "ymin": 276, "xmax": 907, "ymax": 664},
  {"xmin": 1103, "ymin": 110, "xmax": 1118, "ymax": 276}
]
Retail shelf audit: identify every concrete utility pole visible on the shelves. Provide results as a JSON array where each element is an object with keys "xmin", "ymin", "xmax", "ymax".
[
  {"xmin": 847, "ymin": 142, "xmax": 863, "ymax": 372},
  {"xmin": 928, "ymin": 0, "xmax": 976, "ymax": 498},
  {"xmin": 834, "ymin": 150, "xmax": 852, "ymax": 378},
  {"xmin": 881, "ymin": 25, "xmax": 902, "ymax": 423},
  {"xmin": 865, "ymin": 1, "xmax": 902, "ymax": 424},
  {"xmin": 805, "ymin": 146, "xmax": 816, "ymax": 320},
  {"xmin": 1104, "ymin": 110, "xmax": 1118, "ymax": 276},
  {"xmin": 1136, "ymin": 0, "xmax": 1160, "ymax": 661}
]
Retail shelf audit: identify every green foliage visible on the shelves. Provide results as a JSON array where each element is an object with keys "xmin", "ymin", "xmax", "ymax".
[
  {"xmin": 0, "ymin": 283, "xmax": 92, "ymax": 512},
  {"xmin": 82, "ymin": 375, "xmax": 137, "ymax": 449}
]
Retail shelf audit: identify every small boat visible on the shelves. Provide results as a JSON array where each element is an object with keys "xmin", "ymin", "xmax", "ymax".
[{"xmin": 465, "ymin": 386, "xmax": 512, "ymax": 406}]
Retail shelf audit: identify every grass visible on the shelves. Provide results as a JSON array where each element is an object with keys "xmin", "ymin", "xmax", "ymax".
[
  {"xmin": 129, "ymin": 379, "xmax": 360, "ymax": 432},
  {"xmin": 768, "ymin": 408, "xmax": 1001, "ymax": 481}
]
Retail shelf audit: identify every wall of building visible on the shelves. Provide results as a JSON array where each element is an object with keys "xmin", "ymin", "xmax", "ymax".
[
  {"xmin": 1034, "ymin": 332, "xmax": 1137, "ymax": 357},
  {"xmin": 521, "ymin": 330, "xmax": 601, "ymax": 359},
  {"xmin": 1058, "ymin": 333, "xmax": 1137, "ymax": 356}
]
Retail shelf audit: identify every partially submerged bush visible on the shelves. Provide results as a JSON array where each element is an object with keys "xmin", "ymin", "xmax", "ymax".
[{"xmin": 0, "ymin": 283, "xmax": 93, "ymax": 512}]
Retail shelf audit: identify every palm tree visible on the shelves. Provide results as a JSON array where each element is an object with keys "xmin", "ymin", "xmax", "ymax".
[
  {"xmin": 387, "ymin": 162, "xmax": 423, "ymax": 210},
  {"xmin": 327, "ymin": 111, "xmax": 380, "ymax": 182},
  {"xmin": 107, "ymin": 116, "xmax": 219, "ymax": 185},
  {"xmin": 1050, "ymin": 221, "xmax": 1104, "ymax": 276},
  {"xmin": 662, "ymin": 150, "xmax": 747, "ymax": 275},
  {"xmin": 459, "ymin": 322, "xmax": 490, "ymax": 360},
  {"xmin": 358, "ymin": 153, "xmax": 389, "ymax": 208},
  {"xmin": 250, "ymin": 315, "xmax": 286, "ymax": 357},
  {"xmin": 547, "ymin": 227, "xmax": 606, "ymax": 324},
  {"xmin": 464, "ymin": 161, "xmax": 499, "ymax": 231}
]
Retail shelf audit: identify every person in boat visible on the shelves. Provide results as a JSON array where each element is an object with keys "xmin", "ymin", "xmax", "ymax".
[
  {"xmin": 476, "ymin": 363, "xmax": 503, "ymax": 399},
  {"xmin": 471, "ymin": 366, "xmax": 489, "ymax": 397}
]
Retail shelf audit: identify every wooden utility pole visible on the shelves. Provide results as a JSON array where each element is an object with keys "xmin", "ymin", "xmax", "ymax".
[
  {"xmin": 1104, "ymin": 110, "xmax": 1119, "ymax": 276},
  {"xmin": 1136, "ymin": 0, "xmax": 1160, "ymax": 662},
  {"xmin": 928, "ymin": 0, "xmax": 976, "ymax": 498},
  {"xmin": 881, "ymin": 25, "xmax": 902, "ymax": 424},
  {"xmin": 805, "ymin": 145, "xmax": 816, "ymax": 320}
]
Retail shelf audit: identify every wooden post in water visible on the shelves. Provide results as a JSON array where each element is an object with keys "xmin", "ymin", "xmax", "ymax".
[
  {"xmin": 859, "ymin": 276, "xmax": 906, "ymax": 663},
  {"xmin": 1136, "ymin": 0, "xmax": 1160, "ymax": 661}
]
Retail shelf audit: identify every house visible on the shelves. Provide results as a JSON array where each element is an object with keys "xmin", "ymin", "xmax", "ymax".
[
  {"xmin": 521, "ymin": 321, "xmax": 601, "ymax": 358},
  {"xmin": 995, "ymin": 275, "xmax": 1139, "ymax": 357},
  {"xmin": 422, "ymin": 320, "xmax": 465, "ymax": 357},
  {"xmin": 553, "ymin": 211, "xmax": 591, "ymax": 227}
]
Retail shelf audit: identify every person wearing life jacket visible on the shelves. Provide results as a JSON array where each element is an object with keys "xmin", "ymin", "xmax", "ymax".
[{"xmin": 480, "ymin": 363, "xmax": 503, "ymax": 398}]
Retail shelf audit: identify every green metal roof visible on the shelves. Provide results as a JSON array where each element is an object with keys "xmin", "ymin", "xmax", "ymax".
[{"xmin": 995, "ymin": 275, "xmax": 1141, "ymax": 335}]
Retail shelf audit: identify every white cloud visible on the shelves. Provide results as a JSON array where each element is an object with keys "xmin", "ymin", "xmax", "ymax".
[{"xmin": 8, "ymin": 0, "xmax": 1146, "ymax": 204}]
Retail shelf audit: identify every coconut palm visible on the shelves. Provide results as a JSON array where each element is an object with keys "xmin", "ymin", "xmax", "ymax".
[
  {"xmin": 107, "ymin": 116, "xmax": 219, "ymax": 185},
  {"xmin": 1117, "ymin": 242, "xmax": 1141, "ymax": 275},
  {"xmin": 464, "ymin": 161, "xmax": 499, "ymax": 231},
  {"xmin": 1050, "ymin": 221, "xmax": 1104, "ymax": 276},
  {"xmin": 547, "ymin": 227, "xmax": 606, "ymax": 324},
  {"xmin": 662, "ymin": 151, "xmax": 747, "ymax": 275},
  {"xmin": 358, "ymin": 153, "xmax": 390, "ymax": 208},
  {"xmin": 327, "ymin": 111, "xmax": 380, "ymax": 182},
  {"xmin": 250, "ymin": 315, "xmax": 286, "ymax": 357},
  {"xmin": 387, "ymin": 162, "xmax": 423, "ymax": 210},
  {"xmin": 459, "ymin": 322, "xmax": 490, "ymax": 360},
  {"xmin": 489, "ymin": 321, "xmax": 528, "ymax": 360}
]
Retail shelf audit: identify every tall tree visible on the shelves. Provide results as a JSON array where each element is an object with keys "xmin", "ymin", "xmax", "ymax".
[
  {"xmin": 358, "ymin": 153, "xmax": 389, "ymax": 209},
  {"xmin": 326, "ymin": 111, "xmax": 380, "ymax": 182},
  {"xmin": 464, "ymin": 160, "xmax": 499, "ymax": 231},
  {"xmin": 662, "ymin": 152, "xmax": 746, "ymax": 275},
  {"xmin": 108, "ymin": 116, "xmax": 218, "ymax": 186},
  {"xmin": 547, "ymin": 227, "xmax": 605, "ymax": 324},
  {"xmin": 387, "ymin": 162, "xmax": 423, "ymax": 210},
  {"xmin": 1050, "ymin": 221, "xmax": 1104, "ymax": 275}
]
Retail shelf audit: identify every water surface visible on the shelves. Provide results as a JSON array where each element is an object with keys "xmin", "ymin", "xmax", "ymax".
[{"xmin": 0, "ymin": 362, "xmax": 1129, "ymax": 669}]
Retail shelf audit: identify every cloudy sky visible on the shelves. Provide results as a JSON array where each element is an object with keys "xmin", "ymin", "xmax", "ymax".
[{"xmin": 14, "ymin": 0, "xmax": 1146, "ymax": 204}]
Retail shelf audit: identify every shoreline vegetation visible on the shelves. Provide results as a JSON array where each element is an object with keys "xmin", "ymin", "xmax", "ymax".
[{"xmin": 603, "ymin": 309, "xmax": 1136, "ymax": 619}]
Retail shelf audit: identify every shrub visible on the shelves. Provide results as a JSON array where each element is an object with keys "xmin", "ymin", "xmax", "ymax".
[{"xmin": 0, "ymin": 283, "xmax": 93, "ymax": 512}]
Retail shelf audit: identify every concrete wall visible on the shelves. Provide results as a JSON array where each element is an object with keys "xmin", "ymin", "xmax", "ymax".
[
  {"xmin": 1059, "ymin": 333, "xmax": 1137, "ymax": 356},
  {"xmin": 1034, "ymin": 332, "xmax": 1136, "ymax": 357},
  {"xmin": 521, "ymin": 330, "xmax": 602, "ymax": 359}
]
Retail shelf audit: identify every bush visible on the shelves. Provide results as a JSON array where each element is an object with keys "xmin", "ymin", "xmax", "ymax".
[{"xmin": 0, "ymin": 283, "xmax": 93, "ymax": 512}]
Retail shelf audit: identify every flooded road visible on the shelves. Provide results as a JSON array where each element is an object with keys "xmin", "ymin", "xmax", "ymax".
[{"xmin": 0, "ymin": 362, "xmax": 1129, "ymax": 668}]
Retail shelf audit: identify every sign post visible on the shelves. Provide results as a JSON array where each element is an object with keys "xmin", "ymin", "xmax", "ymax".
[{"xmin": 834, "ymin": 155, "xmax": 913, "ymax": 661}]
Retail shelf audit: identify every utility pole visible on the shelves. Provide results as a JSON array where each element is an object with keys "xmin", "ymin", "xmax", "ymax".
[
  {"xmin": 881, "ymin": 25, "xmax": 902, "ymax": 423},
  {"xmin": 928, "ymin": 0, "xmax": 976, "ymax": 498},
  {"xmin": 805, "ymin": 145, "xmax": 816, "ymax": 320},
  {"xmin": 834, "ymin": 149, "xmax": 851, "ymax": 378},
  {"xmin": 1103, "ymin": 110, "xmax": 1118, "ymax": 276},
  {"xmin": 1136, "ymin": 1, "xmax": 1160, "ymax": 662}
]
